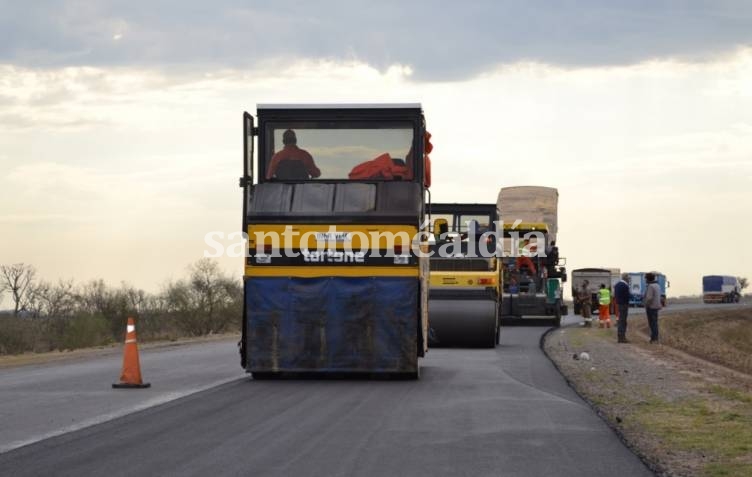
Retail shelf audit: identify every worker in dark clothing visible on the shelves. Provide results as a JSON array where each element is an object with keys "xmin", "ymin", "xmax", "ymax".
[
  {"xmin": 578, "ymin": 280, "xmax": 593, "ymax": 327},
  {"xmin": 544, "ymin": 240, "xmax": 559, "ymax": 277},
  {"xmin": 614, "ymin": 273, "xmax": 631, "ymax": 343},
  {"xmin": 643, "ymin": 273, "xmax": 663, "ymax": 343},
  {"xmin": 266, "ymin": 129, "xmax": 321, "ymax": 180}
]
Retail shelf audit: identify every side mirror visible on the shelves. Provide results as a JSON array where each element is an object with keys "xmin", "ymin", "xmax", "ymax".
[{"xmin": 242, "ymin": 112, "xmax": 255, "ymax": 185}]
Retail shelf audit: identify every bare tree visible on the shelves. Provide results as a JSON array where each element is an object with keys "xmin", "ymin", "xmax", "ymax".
[
  {"xmin": 32, "ymin": 279, "xmax": 77, "ymax": 318},
  {"xmin": 77, "ymin": 279, "xmax": 132, "ymax": 338},
  {"xmin": 165, "ymin": 259, "xmax": 241, "ymax": 336},
  {"xmin": 739, "ymin": 277, "xmax": 749, "ymax": 291},
  {"xmin": 0, "ymin": 263, "xmax": 37, "ymax": 316},
  {"xmin": 77, "ymin": 279, "xmax": 115, "ymax": 316},
  {"xmin": 121, "ymin": 283, "xmax": 149, "ymax": 316}
]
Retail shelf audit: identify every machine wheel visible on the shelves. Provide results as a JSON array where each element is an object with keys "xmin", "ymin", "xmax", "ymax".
[
  {"xmin": 402, "ymin": 366, "xmax": 420, "ymax": 380},
  {"xmin": 429, "ymin": 299, "xmax": 497, "ymax": 348},
  {"xmin": 489, "ymin": 312, "xmax": 500, "ymax": 347},
  {"xmin": 485, "ymin": 330, "xmax": 496, "ymax": 348},
  {"xmin": 552, "ymin": 300, "xmax": 562, "ymax": 328},
  {"xmin": 251, "ymin": 372, "xmax": 278, "ymax": 380}
]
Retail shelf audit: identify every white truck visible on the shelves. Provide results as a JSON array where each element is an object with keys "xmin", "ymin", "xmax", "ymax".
[{"xmin": 571, "ymin": 268, "xmax": 618, "ymax": 315}]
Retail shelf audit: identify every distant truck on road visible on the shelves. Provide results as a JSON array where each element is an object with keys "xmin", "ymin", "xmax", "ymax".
[
  {"xmin": 702, "ymin": 275, "xmax": 741, "ymax": 303},
  {"xmin": 628, "ymin": 272, "xmax": 669, "ymax": 307}
]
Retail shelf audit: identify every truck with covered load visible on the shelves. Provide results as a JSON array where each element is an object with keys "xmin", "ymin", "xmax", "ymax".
[
  {"xmin": 239, "ymin": 104, "xmax": 431, "ymax": 378},
  {"xmin": 703, "ymin": 275, "xmax": 741, "ymax": 303},
  {"xmin": 497, "ymin": 186, "xmax": 567, "ymax": 326}
]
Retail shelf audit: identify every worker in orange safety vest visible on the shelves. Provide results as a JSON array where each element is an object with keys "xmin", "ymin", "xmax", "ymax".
[{"xmin": 598, "ymin": 284, "xmax": 612, "ymax": 328}]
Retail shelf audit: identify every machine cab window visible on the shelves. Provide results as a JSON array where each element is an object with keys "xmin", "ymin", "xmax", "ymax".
[
  {"xmin": 244, "ymin": 105, "xmax": 427, "ymax": 221},
  {"xmin": 262, "ymin": 121, "xmax": 417, "ymax": 182}
]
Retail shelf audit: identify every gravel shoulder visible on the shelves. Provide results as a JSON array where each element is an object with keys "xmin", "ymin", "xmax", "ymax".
[{"xmin": 544, "ymin": 320, "xmax": 752, "ymax": 477}]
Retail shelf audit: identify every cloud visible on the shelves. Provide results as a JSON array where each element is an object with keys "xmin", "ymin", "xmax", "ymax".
[
  {"xmin": 0, "ymin": 64, "xmax": 176, "ymax": 130},
  {"xmin": 1, "ymin": 47, "xmax": 751, "ymax": 295},
  {"xmin": 0, "ymin": 213, "xmax": 97, "ymax": 225},
  {"xmin": 0, "ymin": 160, "xmax": 227, "ymax": 224},
  {"xmin": 2, "ymin": 1, "xmax": 752, "ymax": 79}
]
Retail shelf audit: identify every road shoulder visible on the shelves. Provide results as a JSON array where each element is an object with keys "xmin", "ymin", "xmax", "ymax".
[
  {"xmin": 544, "ymin": 324, "xmax": 752, "ymax": 477},
  {"xmin": 0, "ymin": 333, "xmax": 240, "ymax": 369}
]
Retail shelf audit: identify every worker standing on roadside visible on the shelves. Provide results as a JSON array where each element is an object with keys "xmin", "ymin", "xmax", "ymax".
[
  {"xmin": 643, "ymin": 272, "xmax": 663, "ymax": 343},
  {"xmin": 579, "ymin": 280, "xmax": 593, "ymax": 327},
  {"xmin": 597, "ymin": 284, "xmax": 611, "ymax": 328},
  {"xmin": 614, "ymin": 273, "xmax": 631, "ymax": 343}
]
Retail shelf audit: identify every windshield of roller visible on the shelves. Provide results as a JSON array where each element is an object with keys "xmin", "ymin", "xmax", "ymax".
[{"xmin": 262, "ymin": 121, "xmax": 416, "ymax": 181}]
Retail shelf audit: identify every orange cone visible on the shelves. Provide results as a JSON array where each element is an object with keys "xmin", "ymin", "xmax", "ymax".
[{"xmin": 112, "ymin": 317, "xmax": 151, "ymax": 389}]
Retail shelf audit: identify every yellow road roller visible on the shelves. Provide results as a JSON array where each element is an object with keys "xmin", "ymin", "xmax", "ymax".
[
  {"xmin": 239, "ymin": 104, "xmax": 431, "ymax": 378},
  {"xmin": 427, "ymin": 203, "xmax": 501, "ymax": 348}
]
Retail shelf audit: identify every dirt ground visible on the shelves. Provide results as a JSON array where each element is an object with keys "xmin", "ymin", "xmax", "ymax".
[
  {"xmin": 632, "ymin": 308, "xmax": 752, "ymax": 375},
  {"xmin": 545, "ymin": 310, "xmax": 752, "ymax": 477}
]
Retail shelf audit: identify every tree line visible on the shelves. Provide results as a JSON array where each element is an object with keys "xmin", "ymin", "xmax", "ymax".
[{"xmin": 0, "ymin": 259, "xmax": 242, "ymax": 355}]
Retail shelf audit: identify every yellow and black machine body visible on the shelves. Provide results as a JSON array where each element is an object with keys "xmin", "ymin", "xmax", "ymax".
[
  {"xmin": 239, "ymin": 104, "xmax": 430, "ymax": 378},
  {"xmin": 426, "ymin": 203, "xmax": 501, "ymax": 348}
]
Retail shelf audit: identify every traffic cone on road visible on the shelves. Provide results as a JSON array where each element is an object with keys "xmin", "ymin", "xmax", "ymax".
[{"xmin": 112, "ymin": 317, "xmax": 151, "ymax": 389}]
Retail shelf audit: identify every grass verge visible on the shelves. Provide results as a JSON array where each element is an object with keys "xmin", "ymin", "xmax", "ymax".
[
  {"xmin": 545, "ymin": 321, "xmax": 752, "ymax": 477},
  {"xmin": 633, "ymin": 307, "xmax": 752, "ymax": 375}
]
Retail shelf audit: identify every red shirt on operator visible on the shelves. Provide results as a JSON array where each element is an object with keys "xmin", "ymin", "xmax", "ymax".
[{"xmin": 266, "ymin": 129, "xmax": 321, "ymax": 180}]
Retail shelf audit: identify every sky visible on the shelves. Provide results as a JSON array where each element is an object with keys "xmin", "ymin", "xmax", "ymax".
[{"xmin": 1, "ymin": 1, "xmax": 751, "ymax": 303}]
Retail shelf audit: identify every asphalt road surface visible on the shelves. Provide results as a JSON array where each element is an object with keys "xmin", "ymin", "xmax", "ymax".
[
  {"xmin": 0, "ymin": 319, "xmax": 654, "ymax": 477},
  {"xmin": 0, "ymin": 340, "xmax": 242, "ymax": 453}
]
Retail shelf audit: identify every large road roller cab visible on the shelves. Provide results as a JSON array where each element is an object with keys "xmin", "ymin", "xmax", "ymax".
[
  {"xmin": 239, "ymin": 104, "xmax": 430, "ymax": 378},
  {"xmin": 426, "ymin": 203, "xmax": 501, "ymax": 347}
]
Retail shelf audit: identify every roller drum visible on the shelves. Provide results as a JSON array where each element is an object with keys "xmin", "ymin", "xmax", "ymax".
[{"xmin": 428, "ymin": 299, "xmax": 497, "ymax": 348}]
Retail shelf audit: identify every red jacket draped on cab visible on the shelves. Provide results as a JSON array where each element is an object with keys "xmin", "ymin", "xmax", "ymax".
[{"xmin": 348, "ymin": 131, "xmax": 432, "ymax": 186}]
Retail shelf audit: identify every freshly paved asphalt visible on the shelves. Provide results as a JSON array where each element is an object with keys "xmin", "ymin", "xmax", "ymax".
[
  {"xmin": 0, "ymin": 340, "xmax": 243, "ymax": 453},
  {"xmin": 0, "ymin": 315, "xmax": 655, "ymax": 477}
]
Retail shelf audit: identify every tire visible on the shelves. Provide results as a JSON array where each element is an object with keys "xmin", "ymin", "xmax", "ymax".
[
  {"xmin": 484, "ymin": 315, "xmax": 497, "ymax": 349},
  {"xmin": 251, "ymin": 372, "xmax": 278, "ymax": 380},
  {"xmin": 493, "ymin": 310, "xmax": 501, "ymax": 346},
  {"xmin": 553, "ymin": 300, "xmax": 562, "ymax": 328},
  {"xmin": 405, "ymin": 366, "xmax": 420, "ymax": 380}
]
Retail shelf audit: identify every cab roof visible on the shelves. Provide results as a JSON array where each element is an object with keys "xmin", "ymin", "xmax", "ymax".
[{"xmin": 257, "ymin": 103, "xmax": 422, "ymax": 110}]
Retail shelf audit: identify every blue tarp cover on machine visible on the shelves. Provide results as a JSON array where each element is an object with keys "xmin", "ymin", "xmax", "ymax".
[{"xmin": 246, "ymin": 277, "xmax": 419, "ymax": 373}]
